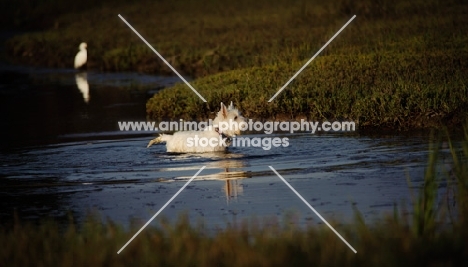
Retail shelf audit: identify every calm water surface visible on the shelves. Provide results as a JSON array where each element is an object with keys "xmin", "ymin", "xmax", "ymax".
[{"xmin": 0, "ymin": 64, "xmax": 449, "ymax": 230}]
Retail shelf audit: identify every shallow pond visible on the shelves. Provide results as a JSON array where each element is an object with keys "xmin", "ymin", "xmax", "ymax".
[{"xmin": 0, "ymin": 63, "xmax": 452, "ymax": 231}]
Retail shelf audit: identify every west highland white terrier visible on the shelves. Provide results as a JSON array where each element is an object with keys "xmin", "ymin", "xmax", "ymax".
[{"xmin": 147, "ymin": 102, "xmax": 245, "ymax": 153}]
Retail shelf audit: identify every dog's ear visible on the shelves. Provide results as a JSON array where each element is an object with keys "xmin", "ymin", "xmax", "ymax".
[
  {"xmin": 220, "ymin": 102, "xmax": 228, "ymax": 118},
  {"xmin": 228, "ymin": 101, "xmax": 234, "ymax": 110}
]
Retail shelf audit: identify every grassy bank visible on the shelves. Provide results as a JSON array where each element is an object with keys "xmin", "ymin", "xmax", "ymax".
[
  {"xmin": 142, "ymin": 0, "xmax": 468, "ymax": 128},
  {"xmin": 4, "ymin": 0, "xmax": 468, "ymax": 128},
  {"xmin": 146, "ymin": 52, "xmax": 468, "ymax": 128},
  {"xmin": 1, "ymin": 128, "xmax": 467, "ymax": 266}
]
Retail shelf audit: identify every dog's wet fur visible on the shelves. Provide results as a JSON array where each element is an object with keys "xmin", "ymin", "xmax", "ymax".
[{"xmin": 147, "ymin": 102, "xmax": 245, "ymax": 153}]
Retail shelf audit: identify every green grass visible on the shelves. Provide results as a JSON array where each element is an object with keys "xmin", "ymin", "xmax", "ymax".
[
  {"xmin": 146, "ymin": 52, "xmax": 468, "ymax": 128},
  {"xmin": 6, "ymin": 0, "xmax": 468, "ymax": 75},
  {"xmin": 1, "ymin": 127, "xmax": 467, "ymax": 266},
  {"xmin": 4, "ymin": 0, "xmax": 468, "ymax": 129}
]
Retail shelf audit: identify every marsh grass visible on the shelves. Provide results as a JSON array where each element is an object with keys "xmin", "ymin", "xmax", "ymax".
[
  {"xmin": 146, "ymin": 52, "xmax": 468, "ymax": 128},
  {"xmin": 5, "ymin": 0, "xmax": 468, "ymax": 128},
  {"xmin": 7, "ymin": 0, "xmax": 468, "ymax": 76},
  {"xmin": 1, "ymin": 127, "xmax": 468, "ymax": 266}
]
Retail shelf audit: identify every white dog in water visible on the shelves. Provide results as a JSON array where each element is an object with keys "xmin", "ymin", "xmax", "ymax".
[{"xmin": 147, "ymin": 102, "xmax": 245, "ymax": 153}]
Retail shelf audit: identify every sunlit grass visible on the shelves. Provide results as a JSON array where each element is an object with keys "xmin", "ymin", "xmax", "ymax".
[
  {"xmin": 5, "ymin": 0, "xmax": 468, "ymax": 127},
  {"xmin": 146, "ymin": 52, "xmax": 468, "ymax": 128}
]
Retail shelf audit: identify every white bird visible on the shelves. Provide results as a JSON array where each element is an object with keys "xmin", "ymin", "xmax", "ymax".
[{"xmin": 74, "ymin": 42, "xmax": 87, "ymax": 69}]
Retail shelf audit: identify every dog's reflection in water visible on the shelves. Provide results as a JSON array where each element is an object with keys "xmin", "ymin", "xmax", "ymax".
[
  {"xmin": 223, "ymin": 179, "xmax": 243, "ymax": 204},
  {"xmin": 158, "ymin": 152, "xmax": 250, "ymax": 203},
  {"xmin": 198, "ymin": 154, "xmax": 250, "ymax": 204}
]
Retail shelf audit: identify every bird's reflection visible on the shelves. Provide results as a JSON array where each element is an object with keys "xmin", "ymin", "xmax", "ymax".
[{"xmin": 75, "ymin": 72, "xmax": 89, "ymax": 103}]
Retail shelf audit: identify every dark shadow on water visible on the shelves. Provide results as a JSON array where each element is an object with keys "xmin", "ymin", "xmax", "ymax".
[{"xmin": 0, "ymin": 64, "xmax": 179, "ymax": 150}]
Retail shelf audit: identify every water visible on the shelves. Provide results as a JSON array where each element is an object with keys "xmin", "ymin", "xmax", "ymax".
[{"xmin": 0, "ymin": 63, "xmax": 445, "ymax": 230}]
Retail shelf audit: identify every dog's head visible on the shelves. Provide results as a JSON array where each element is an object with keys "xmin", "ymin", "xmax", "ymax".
[{"xmin": 213, "ymin": 101, "xmax": 245, "ymax": 137}]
